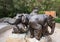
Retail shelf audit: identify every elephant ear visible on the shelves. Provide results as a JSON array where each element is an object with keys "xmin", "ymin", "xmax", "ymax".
[
  {"xmin": 47, "ymin": 15, "xmax": 55, "ymax": 29},
  {"xmin": 47, "ymin": 15, "xmax": 54, "ymax": 26},
  {"xmin": 48, "ymin": 15, "xmax": 55, "ymax": 20},
  {"xmin": 22, "ymin": 15, "xmax": 26, "ymax": 23}
]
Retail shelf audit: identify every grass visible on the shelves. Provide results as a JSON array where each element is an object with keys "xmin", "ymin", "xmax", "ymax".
[{"xmin": 55, "ymin": 18, "xmax": 60, "ymax": 23}]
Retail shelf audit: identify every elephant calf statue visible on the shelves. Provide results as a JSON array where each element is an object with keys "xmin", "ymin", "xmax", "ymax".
[{"xmin": 4, "ymin": 14, "xmax": 28, "ymax": 33}]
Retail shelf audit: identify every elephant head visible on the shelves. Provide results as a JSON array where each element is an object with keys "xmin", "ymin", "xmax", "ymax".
[
  {"xmin": 47, "ymin": 15, "xmax": 55, "ymax": 35},
  {"xmin": 21, "ymin": 14, "xmax": 31, "ymax": 27},
  {"xmin": 4, "ymin": 14, "xmax": 23, "ymax": 25}
]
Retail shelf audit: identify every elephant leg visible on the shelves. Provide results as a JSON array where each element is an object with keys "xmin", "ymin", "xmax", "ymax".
[
  {"xmin": 42, "ymin": 23, "xmax": 48, "ymax": 36},
  {"xmin": 34, "ymin": 29, "xmax": 42, "ymax": 40},
  {"xmin": 44, "ymin": 27, "xmax": 50, "ymax": 36},
  {"xmin": 42, "ymin": 27, "xmax": 46, "ymax": 36},
  {"xmin": 44, "ymin": 28, "xmax": 49, "ymax": 36},
  {"xmin": 12, "ymin": 27, "xmax": 20, "ymax": 33},
  {"xmin": 30, "ymin": 28, "xmax": 34, "ymax": 38},
  {"xmin": 49, "ymin": 24, "xmax": 55, "ymax": 35},
  {"xmin": 34, "ymin": 24, "xmax": 42, "ymax": 40}
]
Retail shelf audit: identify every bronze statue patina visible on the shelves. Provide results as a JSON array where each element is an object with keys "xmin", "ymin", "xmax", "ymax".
[
  {"xmin": 29, "ymin": 14, "xmax": 55, "ymax": 40},
  {"xmin": 12, "ymin": 23, "xmax": 28, "ymax": 33},
  {"xmin": 4, "ymin": 14, "xmax": 28, "ymax": 33},
  {"xmin": 4, "ymin": 13, "xmax": 55, "ymax": 40},
  {"xmin": 20, "ymin": 14, "xmax": 55, "ymax": 40},
  {"xmin": 15, "ymin": 14, "xmax": 55, "ymax": 40}
]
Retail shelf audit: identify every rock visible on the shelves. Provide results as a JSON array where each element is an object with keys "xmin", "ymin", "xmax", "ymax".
[
  {"xmin": 26, "ymin": 38, "xmax": 40, "ymax": 42},
  {"xmin": 0, "ymin": 17, "xmax": 11, "ymax": 22},
  {"xmin": 6, "ymin": 33, "xmax": 52, "ymax": 42},
  {"xmin": 6, "ymin": 33, "xmax": 26, "ymax": 42}
]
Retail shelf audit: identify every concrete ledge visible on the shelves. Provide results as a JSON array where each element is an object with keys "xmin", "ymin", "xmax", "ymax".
[
  {"xmin": 6, "ymin": 37, "xmax": 26, "ymax": 42},
  {"xmin": 56, "ymin": 23, "xmax": 60, "ymax": 28},
  {"xmin": 6, "ymin": 33, "xmax": 52, "ymax": 42},
  {"xmin": 6, "ymin": 34, "xmax": 26, "ymax": 42},
  {"xmin": 0, "ymin": 23, "xmax": 12, "ymax": 34}
]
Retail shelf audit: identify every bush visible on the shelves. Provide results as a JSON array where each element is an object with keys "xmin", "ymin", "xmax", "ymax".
[
  {"xmin": 38, "ymin": 11, "xmax": 44, "ymax": 14},
  {"xmin": 55, "ymin": 18, "xmax": 60, "ymax": 23}
]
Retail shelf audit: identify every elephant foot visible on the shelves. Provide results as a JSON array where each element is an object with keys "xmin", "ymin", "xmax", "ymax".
[
  {"xmin": 12, "ymin": 31, "xmax": 15, "ymax": 33},
  {"xmin": 30, "ymin": 35, "xmax": 34, "ymax": 38},
  {"xmin": 35, "ymin": 36, "xmax": 40, "ymax": 40},
  {"xmin": 44, "ymin": 32, "xmax": 50, "ymax": 36},
  {"xmin": 12, "ymin": 30, "xmax": 20, "ymax": 34}
]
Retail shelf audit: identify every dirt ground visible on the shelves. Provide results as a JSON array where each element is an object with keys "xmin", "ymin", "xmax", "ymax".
[{"xmin": 0, "ymin": 23, "xmax": 60, "ymax": 42}]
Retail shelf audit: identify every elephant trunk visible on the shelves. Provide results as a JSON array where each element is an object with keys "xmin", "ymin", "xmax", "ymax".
[
  {"xmin": 4, "ymin": 21, "xmax": 14, "ymax": 25},
  {"xmin": 49, "ymin": 22, "xmax": 55, "ymax": 35},
  {"xmin": 6, "ymin": 21, "xmax": 15, "ymax": 25},
  {"xmin": 49, "ymin": 27, "xmax": 55, "ymax": 35}
]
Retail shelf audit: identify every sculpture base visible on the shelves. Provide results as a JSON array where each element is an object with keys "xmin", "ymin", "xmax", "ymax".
[
  {"xmin": 6, "ymin": 33, "xmax": 52, "ymax": 42},
  {"xmin": 6, "ymin": 33, "xmax": 26, "ymax": 42}
]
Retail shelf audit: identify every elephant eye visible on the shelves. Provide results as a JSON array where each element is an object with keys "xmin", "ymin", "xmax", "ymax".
[{"xmin": 18, "ymin": 16, "xmax": 21, "ymax": 17}]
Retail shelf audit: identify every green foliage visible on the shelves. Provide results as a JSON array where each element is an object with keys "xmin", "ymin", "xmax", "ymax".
[
  {"xmin": 55, "ymin": 0, "xmax": 60, "ymax": 18},
  {"xmin": 38, "ymin": 11, "xmax": 44, "ymax": 14},
  {"xmin": 0, "ymin": 0, "xmax": 15, "ymax": 18},
  {"xmin": 55, "ymin": 18, "xmax": 60, "ymax": 23},
  {"xmin": 0, "ymin": 0, "xmax": 60, "ymax": 18}
]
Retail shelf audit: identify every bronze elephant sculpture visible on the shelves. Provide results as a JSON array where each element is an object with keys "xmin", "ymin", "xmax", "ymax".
[
  {"xmin": 4, "ymin": 14, "xmax": 55, "ymax": 40},
  {"xmin": 12, "ymin": 23, "xmax": 28, "ymax": 33},
  {"xmin": 20, "ymin": 14, "xmax": 55, "ymax": 40},
  {"xmin": 5, "ymin": 21, "xmax": 28, "ymax": 33},
  {"xmin": 4, "ymin": 14, "xmax": 29, "ymax": 33},
  {"xmin": 29, "ymin": 14, "xmax": 55, "ymax": 40}
]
